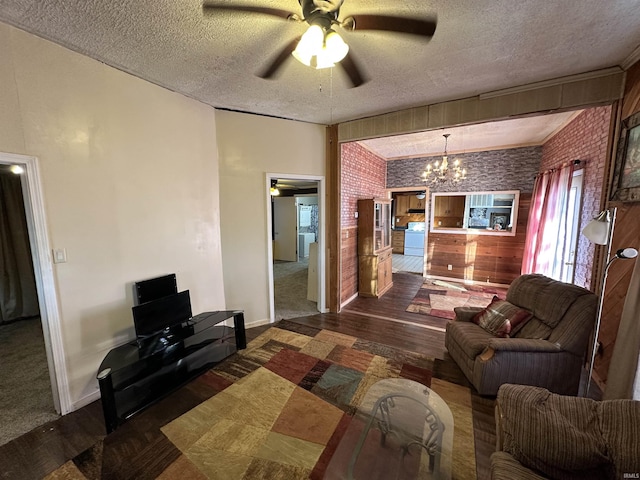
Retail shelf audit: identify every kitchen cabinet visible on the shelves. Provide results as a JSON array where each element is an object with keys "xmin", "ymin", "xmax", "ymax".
[
  {"xmin": 434, "ymin": 195, "xmax": 465, "ymax": 217},
  {"xmin": 392, "ymin": 230, "xmax": 405, "ymax": 254},
  {"xmin": 358, "ymin": 198, "xmax": 393, "ymax": 298},
  {"xmin": 396, "ymin": 195, "xmax": 410, "ymax": 216},
  {"xmin": 409, "ymin": 195, "xmax": 426, "ymax": 210},
  {"xmin": 433, "ymin": 195, "xmax": 465, "ymax": 228}
]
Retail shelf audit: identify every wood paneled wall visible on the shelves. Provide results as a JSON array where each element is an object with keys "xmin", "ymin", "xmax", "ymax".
[
  {"xmin": 594, "ymin": 60, "xmax": 640, "ymax": 386},
  {"xmin": 340, "ymin": 226, "xmax": 358, "ymax": 306},
  {"xmin": 426, "ymin": 194, "xmax": 530, "ymax": 285}
]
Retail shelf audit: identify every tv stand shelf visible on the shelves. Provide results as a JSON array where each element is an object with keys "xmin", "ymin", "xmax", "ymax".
[{"xmin": 97, "ymin": 310, "xmax": 246, "ymax": 433}]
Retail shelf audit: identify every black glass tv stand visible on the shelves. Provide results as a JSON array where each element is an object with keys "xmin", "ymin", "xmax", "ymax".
[{"xmin": 97, "ymin": 310, "xmax": 246, "ymax": 433}]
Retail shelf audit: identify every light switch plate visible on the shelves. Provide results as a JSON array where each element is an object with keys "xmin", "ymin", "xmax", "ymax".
[{"xmin": 53, "ymin": 248, "xmax": 67, "ymax": 264}]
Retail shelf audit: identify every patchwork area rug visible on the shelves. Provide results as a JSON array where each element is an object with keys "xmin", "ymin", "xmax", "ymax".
[
  {"xmin": 406, "ymin": 279, "xmax": 508, "ymax": 320},
  {"xmin": 46, "ymin": 322, "xmax": 476, "ymax": 479}
]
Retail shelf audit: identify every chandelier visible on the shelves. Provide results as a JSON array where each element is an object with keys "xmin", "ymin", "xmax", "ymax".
[{"xmin": 421, "ymin": 134, "xmax": 467, "ymax": 184}]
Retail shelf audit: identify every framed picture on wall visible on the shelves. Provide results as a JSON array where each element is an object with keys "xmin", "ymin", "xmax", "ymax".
[
  {"xmin": 611, "ymin": 110, "xmax": 640, "ymax": 202},
  {"xmin": 490, "ymin": 213, "xmax": 508, "ymax": 230}
]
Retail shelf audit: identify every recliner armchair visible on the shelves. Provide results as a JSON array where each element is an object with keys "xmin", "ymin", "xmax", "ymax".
[
  {"xmin": 491, "ymin": 383, "xmax": 640, "ymax": 479},
  {"xmin": 444, "ymin": 274, "xmax": 597, "ymax": 396}
]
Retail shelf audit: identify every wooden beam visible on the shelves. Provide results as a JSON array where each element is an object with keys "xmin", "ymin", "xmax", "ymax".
[{"xmin": 326, "ymin": 124, "xmax": 341, "ymax": 312}]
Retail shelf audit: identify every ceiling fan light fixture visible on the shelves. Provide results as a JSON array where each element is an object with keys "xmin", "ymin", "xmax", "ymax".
[
  {"xmin": 324, "ymin": 29, "xmax": 349, "ymax": 63},
  {"xmin": 292, "ymin": 24, "xmax": 324, "ymax": 67},
  {"xmin": 270, "ymin": 179, "xmax": 280, "ymax": 196},
  {"xmin": 314, "ymin": 48, "xmax": 336, "ymax": 69},
  {"xmin": 292, "ymin": 26, "xmax": 349, "ymax": 70}
]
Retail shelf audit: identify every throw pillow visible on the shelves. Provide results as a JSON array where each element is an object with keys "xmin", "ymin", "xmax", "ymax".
[{"xmin": 472, "ymin": 296, "xmax": 533, "ymax": 337}]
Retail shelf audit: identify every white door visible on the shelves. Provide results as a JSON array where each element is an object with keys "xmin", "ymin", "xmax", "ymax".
[
  {"xmin": 560, "ymin": 171, "xmax": 583, "ymax": 283},
  {"xmin": 273, "ymin": 197, "xmax": 298, "ymax": 261}
]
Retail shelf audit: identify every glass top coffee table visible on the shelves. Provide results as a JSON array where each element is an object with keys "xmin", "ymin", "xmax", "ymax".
[{"xmin": 325, "ymin": 378, "xmax": 453, "ymax": 479}]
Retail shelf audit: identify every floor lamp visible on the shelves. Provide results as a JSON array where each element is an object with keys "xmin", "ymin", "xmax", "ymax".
[{"xmin": 582, "ymin": 207, "xmax": 639, "ymax": 397}]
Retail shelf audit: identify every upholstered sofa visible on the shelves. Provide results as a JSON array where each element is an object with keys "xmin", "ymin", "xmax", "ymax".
[
  {"xmin": 491, "ymin": 384, "xmax": 640, "ymax": 480},
  {"xmin": 444, "ymin": 274, "xmax": 597, "ymax": 396}
]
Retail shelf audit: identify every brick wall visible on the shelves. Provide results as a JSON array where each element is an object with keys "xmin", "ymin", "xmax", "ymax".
[
  {"xmin": 341, "ymin": 143, "xmax": 387, "ymax": 227},
  {"xmin": 340, "ymin": 142, "xmax": 387, "ymax": 304},
  {"xmin": 540, "ymin": 105, "xmax": 612, "ymax": 289},
  {"xmin": 387, "ymin": 146, "xmax": 542, "ymax": 193},
  {"xmin": 387, "ymin": 146, "xmax": 541, "ymax": 283},
  {"xmin": 339, "ymin": 107, "xmax": 610, "ymax": 301}
]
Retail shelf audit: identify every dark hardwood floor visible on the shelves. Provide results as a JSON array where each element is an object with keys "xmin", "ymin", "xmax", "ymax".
[{"xmin": 0, "ymin": 273, "xmax": 494, "ymax": 479}]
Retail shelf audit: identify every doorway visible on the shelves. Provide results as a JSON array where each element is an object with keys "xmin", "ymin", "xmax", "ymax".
[
  {"xmin": 387, "ymin": 187, "xmax": 429, "ymax": 276},
  {"xmin": 0, "ymin": 153, "xmax": 69, "ymax": 445},
  {"xmin": 267, "ymin": 174, "xmax": 326, "ymax": 321}
]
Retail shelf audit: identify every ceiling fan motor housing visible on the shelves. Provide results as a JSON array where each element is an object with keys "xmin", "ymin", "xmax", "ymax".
[{"xmin": 300, "ymin": 0, "xmax": 340, "ymax": 28}]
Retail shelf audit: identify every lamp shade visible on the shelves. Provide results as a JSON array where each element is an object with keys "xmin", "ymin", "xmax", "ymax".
[
  {"xmin": 582, "ymin": 210, "xmax": 611, "ymax": 245},
  {"xmin": 270, "ymin": 179, "xmax": 280, "ymax": 196},
  {"xmin": 292, "ymin": 26, "xmax": 349, "ymax": 70},
  {"xmin": 324, "ymin": 30, "xmax": 349, "ymax": 63},
  {"xmin": 292, "ymin": 25, "xmax": 324, "ymax": 67}
]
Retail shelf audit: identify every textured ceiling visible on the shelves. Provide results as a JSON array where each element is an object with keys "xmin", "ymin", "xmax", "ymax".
[
  {"xmin": 359, "ymin": 111, "xmax": 581, "ymax": 159},
  {"xmin": 1, "ymin": 0, "xmax": 640, "ymax": 129}
]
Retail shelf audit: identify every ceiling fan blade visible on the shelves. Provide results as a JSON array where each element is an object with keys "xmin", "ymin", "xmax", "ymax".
[
  {"xmin": 202, "ymin": 4, "xmax": 300, "ymax": 22},
  {"xmin": 258, "ymin": 37, "xmax": 300, "ymax": 79},
  {"xmin": 343, "ymin": 15, "xmax": 437, "ymax": 38},
  {"xmin": 339, "ymin": 52, "xmax": 368, "ymax": 88}
]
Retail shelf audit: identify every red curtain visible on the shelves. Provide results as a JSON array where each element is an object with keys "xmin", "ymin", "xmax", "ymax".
[{"xmin": 521, "ymin": 163, "xmax": 574, "ymax": 278}]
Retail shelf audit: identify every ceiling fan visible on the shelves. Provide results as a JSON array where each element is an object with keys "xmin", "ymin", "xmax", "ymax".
[{"xmin": 202, "ymin": 0, "xmax": 437, "ymax": 88}]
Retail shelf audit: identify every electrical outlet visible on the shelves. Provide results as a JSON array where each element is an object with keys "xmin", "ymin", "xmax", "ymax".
[{"xmin": 447, "ymin": 264, "xmax": 452, "ymax": 271}]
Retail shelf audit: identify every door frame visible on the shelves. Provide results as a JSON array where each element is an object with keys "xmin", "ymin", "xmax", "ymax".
[
  {"xmin": 266, "ymin": 173, "xmax": 327, "ymax": 321},
  {"xmin": 0, "ymin": 152, "xmax": 71, "ymax": 414},
  {"xmin": 386, "ymin": 186, "xmax": 430, "ymax": 276}
]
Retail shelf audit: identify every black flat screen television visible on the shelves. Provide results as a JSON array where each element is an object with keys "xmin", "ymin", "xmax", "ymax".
[
  {"xmin": 134, "ymin": 274, "xmax": 177, "ymax": 305},
  {"xmin": 132, "ymin": 290, "xmax": 192, "ymax": 338}
]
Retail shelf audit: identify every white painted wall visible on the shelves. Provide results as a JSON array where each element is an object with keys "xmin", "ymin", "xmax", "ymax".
[
  {"xmin": 0, "ymin": 24, "xmax": 225, "ymax": 407},
  {"xmin": 216, "ymin": 111, "xmax": 326, "ymax": 325}
]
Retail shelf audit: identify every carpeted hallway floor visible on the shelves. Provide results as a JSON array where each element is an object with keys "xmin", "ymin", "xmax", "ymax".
[
  {"xmin": 274, "ymin": 258, "xmax": 319, "ymax": 320},
  {"xmin": 0, "ymin": 317, "xmax": 59, "ymax": 446}
]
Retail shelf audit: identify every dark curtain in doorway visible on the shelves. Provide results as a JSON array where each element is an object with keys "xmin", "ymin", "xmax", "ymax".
[{"xmin": 0, "ymin": 173, "xmax": 39, "ymax": 323}]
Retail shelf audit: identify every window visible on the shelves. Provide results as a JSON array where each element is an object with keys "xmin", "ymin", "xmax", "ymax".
[{"xmin": 430, "ymin": 190, "xmax": 520, "ymax": 236}]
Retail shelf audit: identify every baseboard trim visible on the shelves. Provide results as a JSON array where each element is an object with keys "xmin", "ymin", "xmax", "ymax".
[
  {"xmin": 72, "ymin": 390, "xmax": 101, "ymax": 412},
  {"xmin": 340, "ymin": 292, "xmax": 359, "ymax": 309},
  {"xmin": 246, "ymin": 318, "xmax": 273, "ymax": 329}
]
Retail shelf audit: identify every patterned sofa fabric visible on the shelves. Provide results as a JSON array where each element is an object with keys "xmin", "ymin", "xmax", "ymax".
[
  {"xmin": 444, "ymin": 274, "xmax": 597, "ymax": 396},
  {"xmin": 492, "ymin": 384, "xmax": 640, "ymax": 480}
]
